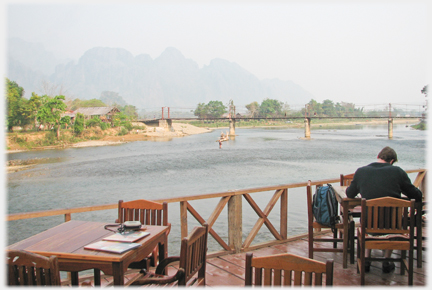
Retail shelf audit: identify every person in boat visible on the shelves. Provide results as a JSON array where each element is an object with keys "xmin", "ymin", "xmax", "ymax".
[{"xmin": 346, "ymin": 146, "xmax": 422, "ymax": 273}]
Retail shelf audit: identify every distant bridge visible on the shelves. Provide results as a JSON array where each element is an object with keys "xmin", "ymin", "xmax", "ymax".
[
  {"xmin": 138, "ymin": 115, "xmax": 422, "ymax": 140},
  {"xmin": 137, "ymin": 106, "xmax": 424, "ymax": 139},
  {"xmin": 139, "ymin": 116, "xmax": 419, "ymax": 122}
]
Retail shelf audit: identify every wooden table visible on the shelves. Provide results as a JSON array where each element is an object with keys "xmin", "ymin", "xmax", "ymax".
[
  {"xmin": 7, "ymin": 220, "xmax": 169, "ymax": 286},
  {"xmin": 332, "ymin": 185, "xmax": 361, "ymax": 269}
]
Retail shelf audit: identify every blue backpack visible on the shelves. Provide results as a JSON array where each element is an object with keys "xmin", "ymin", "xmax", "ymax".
[{"xmin": 312, "ymin": 184, "xmax": 340, "ymax": 232}]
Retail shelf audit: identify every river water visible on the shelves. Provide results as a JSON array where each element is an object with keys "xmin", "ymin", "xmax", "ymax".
[{"xmin": 6, "ymin": 123, "xmax": 427, "ymax": 255}]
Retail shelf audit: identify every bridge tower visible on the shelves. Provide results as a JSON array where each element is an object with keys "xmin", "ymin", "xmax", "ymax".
[
  {"xmin": 304, "ymin": 104, "xmax": 311, "ymax": 139},
  {"xmin": 160, "ymin": 107, "xmax": 172, "ymax": 130},
  {"xmin": 228, "ymin": 100, "xmax": 236, "ymax": 139},
  {"xmin": 388, "ymin": 103, "xmax": 393, "ymax": 139},
  {"xmin": 304, "ymin": 118, "xmax": 311, "ymax": 139}
]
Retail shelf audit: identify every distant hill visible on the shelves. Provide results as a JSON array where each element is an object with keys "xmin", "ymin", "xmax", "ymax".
[{"xmin": 7, "ymin": 38, "xmax": 314, "ymax": 109}]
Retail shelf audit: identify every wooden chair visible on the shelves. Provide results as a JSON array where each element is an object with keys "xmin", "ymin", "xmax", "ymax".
[
  {"xmin": 130, "ymin": 223, "xmax": 209, "ymax": 286},
  {"xmin": 412, "ymin": 170, "xmax": 427, "ymax": 268},
  {"xmin": 245, "ymin": 253, "xmax": 334, "ymax": 286},
  {"xmin": 117, "ymin": 199, "xmax": 168, "ymax": 226},
  {"xmin": 307, "ymin": 181, "xmax": 354, "ymax": 260},
  {"xmin": 7, "ymin": 250, "xmax": 61, "ymax": 286},
  {"xmin": 118, "ymin": 199, "xmax": 169, "ymax": 268},
  {"xmin": 357, "ymin": 197, "xmax": 415, "ymax": 285},
  {"xmin": 340, "ymin": 173, "xmax": 361, "ymax": 219},
  {"xmin": 92, "ymin": 200, "xmax": 169, "ymax": 286}
]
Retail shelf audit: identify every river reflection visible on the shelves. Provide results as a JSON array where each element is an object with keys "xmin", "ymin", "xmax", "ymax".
[{"xmin": 6, "ymin": 123, "xmax": 427, "ymax": 255}]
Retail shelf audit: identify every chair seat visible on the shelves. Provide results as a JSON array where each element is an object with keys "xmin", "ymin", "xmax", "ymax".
[
  {"xmin": 358, "ymin": 228, "xmax": 410, "ymax": 241},
  {"xmin": 349, "ymin": 206, "xmax": 361, "ymax": 215},
  {"xmin": 364, "ymin": 233, "xmax": 410, "ymax": 240},
  {"xmin": 312, "ymin": 221, "xmax": 344, "ymax": 230}
]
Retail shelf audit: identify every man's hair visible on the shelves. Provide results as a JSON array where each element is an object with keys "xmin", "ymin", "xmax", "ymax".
[{"xmin": 378, "ymin": 146, "xmax": 398, "ymax": 163}]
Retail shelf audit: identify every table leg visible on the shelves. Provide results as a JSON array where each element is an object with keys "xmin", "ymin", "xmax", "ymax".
[
  {"xmin": 71, "ymin": 271, "xmax": 79, "ymax": 286},
  {"xmin": 416, "ymin": 202, "xmax": 423, "ymax": 268},
  {"xmin": 94, "ymin": 269, "xmax": 101, "ymax": 286},
  {"xmin": 342, "ymin": 201, "xmax": 349, "ymax": 269},
  {"xmin": 112, "ymin": 262, "xmax": 124, "ymax": 286},
  {"xmin": 158, "ymin": 233, "xmax": 168, "ymax": 275},
  {"xmin": 349, "ymin": 220, "xmax": 355, "ymax": 264}
]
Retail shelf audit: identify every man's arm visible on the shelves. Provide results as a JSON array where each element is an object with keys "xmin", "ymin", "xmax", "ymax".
[
  {"xmin": 400, "ymin": 170, "xmax": 423, "ymax": 202},
  {"xmin": 346, "ymin": 178, "xmax": 359, "ymax": 198}
]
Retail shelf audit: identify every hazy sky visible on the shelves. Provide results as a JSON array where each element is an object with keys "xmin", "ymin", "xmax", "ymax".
[{"xmin": 3, "ymin": 0, "xmax": 430, "ymax": 110}]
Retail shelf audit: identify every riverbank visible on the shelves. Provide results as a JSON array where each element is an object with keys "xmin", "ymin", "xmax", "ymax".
[
  {"xmin": 6, "ymin": 122, "xmax": 213, "ymax": 154},
  {"xmin": 69, "ymin": 123, "xmax": 213, "ymax": 148}
]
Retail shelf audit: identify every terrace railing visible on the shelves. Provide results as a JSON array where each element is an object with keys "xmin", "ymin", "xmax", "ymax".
[{"xmin": 7, "ymin": 169, "xmax": 426, "ymax": 257}]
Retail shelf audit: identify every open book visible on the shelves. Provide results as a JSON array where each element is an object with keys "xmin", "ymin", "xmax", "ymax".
[
  {"xmin": 84, "ymin": 240, "xmax": 141, "ymax": 254},
  {"xmin": 103, "ymin": 231, "xmax": 150, "ymax": 243}
]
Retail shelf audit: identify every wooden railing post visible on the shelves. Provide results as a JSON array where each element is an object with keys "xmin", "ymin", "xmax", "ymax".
[
  {"xmin": 421, "ymin": 172, "xmax": 427, "ymax": 198},
  {"xmin": 180, "ymin": 201, "xmax": 188, "ymax": 239},
  {"xmin": 228, "ymin": 195, "xmax": 242, "ymax": 253},
  {"xmin": 280, "ymin": 189, "xmax": 288, "ymax": 239},
  {"xmin": 64, "ymin": 213, "xmax": 71, "ymax": 222}
]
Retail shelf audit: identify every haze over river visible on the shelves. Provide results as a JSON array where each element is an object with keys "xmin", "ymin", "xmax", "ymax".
[{"xmin": 6, "ymin": 123, "xmax": 427, "ymax": 255}]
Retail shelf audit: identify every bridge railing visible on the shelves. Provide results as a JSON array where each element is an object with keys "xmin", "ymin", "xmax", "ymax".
[{"xmin": 7, "ymin": 169, "xmax": 426, "ymax": 257}]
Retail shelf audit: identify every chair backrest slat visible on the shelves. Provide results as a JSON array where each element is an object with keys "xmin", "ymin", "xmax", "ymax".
[
  {"xmin": 245, "ymin": 253, "xmax": 333, "ymax": 286},
  {"xmin": 118, "ymin": 199, "xmax": 168, "ymax": 226},
  {"xmin": 340, "ymin": 173, "xmax": 354, "ymax": 186},
  {"xmin": 7, "ymin": 250, "xmax": 60, "ymax": 286},
  {"xmin": 362, "ymin": 197, "xmax": 414, "ymax": 236}
]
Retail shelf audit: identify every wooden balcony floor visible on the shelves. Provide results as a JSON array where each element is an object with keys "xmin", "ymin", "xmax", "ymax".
[{"xmin": 69, "ymin": 232, "xmax": 427, "ymax": 287}]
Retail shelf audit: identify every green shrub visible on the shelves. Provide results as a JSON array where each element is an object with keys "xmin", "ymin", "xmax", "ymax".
[
  {"xmin": 118, "ymin": 127, "xmax": 129, "ymax": 136},
  {"xmin": 86, "ymin": 118, "xmax": 101, "ymax": 128},
  {"xmin": 100, "ymin": 122, "xmax": 109, "ymax": 130},
  {"xmin": 41, "ymin": 131, "xmax": 57, "ymax": 146},
  {"xmin": 74, "ymin": 113, "xmax": 85, "ymax": 135},
  {"xmin": 121, "ymin": 121, "xmax": 133, "ymax": 131}
]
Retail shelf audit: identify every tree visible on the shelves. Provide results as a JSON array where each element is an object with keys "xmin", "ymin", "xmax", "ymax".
[
  {"xmin": 28, "ymin": 93, "xmax": 44, "ymax": 130},
  {"xmin": 37, "ymin": 95, "xmax": 68, "ymax": 139},
  {"xmin": 245, "ymin": 101, "xmax": 260, "ymax": 118},
  {"xmin": 121, "ymin": 105, "xmax": 138, "ymax": 120},
  {"xmin": 306, "ymin": 99, "xmax": 323, "ymax": 116},
  {"xmin": 194, "ymin": 103, "xmax": 209, "ymax": 118},
  {"xmin": 322, "ymin": 99, "xmax": 335, "ymax": 116},
  {"xmin": 259, "ymin": 99, "xmax": 283, "ymax": 117},
  {"xmin": 74, "ymin": 113, "xmax": 85, "ymax": 135},
  {"xmin": 206, "ymin": 101, "xmax": 227, "ymax": 118},
  {"xmin": 281, "ymin": 102, "xmax": 291, "ymax": 116},
  {"xmin": 6, "ymin": 78, "xmax": 31, "ymax": 131}
]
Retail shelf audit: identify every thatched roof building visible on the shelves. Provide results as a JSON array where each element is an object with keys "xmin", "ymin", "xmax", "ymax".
[{"xmin": 74, "ymin": 107, "xmax": 120, "ymax": 118}]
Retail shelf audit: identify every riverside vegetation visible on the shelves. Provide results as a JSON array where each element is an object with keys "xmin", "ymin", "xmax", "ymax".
[{"xmin": 6, "ymin": 77, "xmax": 426, "ymax": 152}]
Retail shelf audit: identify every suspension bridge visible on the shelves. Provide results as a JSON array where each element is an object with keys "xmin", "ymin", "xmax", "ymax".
[{"xmin": 137, "ymin": 103, "xmax": 426, "ymax": 139}]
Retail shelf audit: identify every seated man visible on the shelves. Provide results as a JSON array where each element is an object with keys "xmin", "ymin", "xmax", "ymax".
[{"xmin": 346, "ymin": 146, "xmax": 422, "ymax": 273}]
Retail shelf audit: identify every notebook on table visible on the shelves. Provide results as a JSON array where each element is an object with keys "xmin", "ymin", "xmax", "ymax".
[
  {"xmin": 84, "ymin": 240, "xmax": 141, "ymax": 254},
  {"xmin": 102, "ymin": 231, "xmax": 150, "ymax": 243}
]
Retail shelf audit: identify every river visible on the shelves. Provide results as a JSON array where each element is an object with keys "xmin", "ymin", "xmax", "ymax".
[{"xmin": 6, "ymin": 123, "xmax": 427, "ymax": 255}]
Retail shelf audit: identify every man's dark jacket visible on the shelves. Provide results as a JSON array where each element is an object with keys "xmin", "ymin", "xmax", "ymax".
[{"xmin": 346, "ymin": 162, "xmax": 422, "ymax": 202}]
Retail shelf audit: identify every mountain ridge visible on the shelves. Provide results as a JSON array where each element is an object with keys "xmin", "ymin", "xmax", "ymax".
[{"xmin": 7, "ymin": 38, "xmax": 314, "ymax": 110}]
